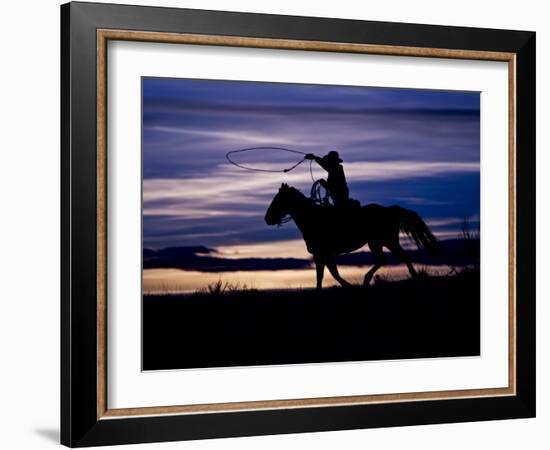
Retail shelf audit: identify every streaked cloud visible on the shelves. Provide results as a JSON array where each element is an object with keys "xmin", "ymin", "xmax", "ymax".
[
  {"xmin": 142, "ymin": 78, "xmax": 480, "ymax": 251},
  {"xmin": 150, "ymin": 125, "xmax": 296, "ymax": 146},
  {"xmin": 143, "ymin": 160, "xmax": 478, "ymax": 207}
]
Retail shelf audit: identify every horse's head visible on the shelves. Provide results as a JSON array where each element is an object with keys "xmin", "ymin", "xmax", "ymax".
[{"xmin": 265, "ymin": 183, "xmax": 295, "ymax": 226}]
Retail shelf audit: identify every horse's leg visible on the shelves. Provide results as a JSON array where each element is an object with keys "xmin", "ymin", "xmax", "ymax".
[
  {"xmin": 363, "ymin": 244, "xmax": 384, "ymax": 286},
  {"xmin": 313, "ymin": 254, "xmax": 325, "ymax": 290},
  {"xmin": 389, "ymin": 243, "xmax": 418, "ymax": 278},
  {"xmin": 326, "ymin": 256, "xmax": 352, "ymax": 287}
]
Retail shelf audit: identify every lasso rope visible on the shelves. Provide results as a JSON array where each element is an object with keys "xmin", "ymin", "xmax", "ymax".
[
  {"xmin": 225, "ymin": 147, "xmax": 328, "ymax": 226},
  {"xmin": 226, "ymin": 146, "xmax": 317, "ymax": 184},
  {"xmin": 226, "ymin": 146, "xmax": 326, "ymax": 216},
  {"xmin": 225, "ymin": 146, "xmax": 308, "ymax": 173},
  {"xmin": 310, "ymin": 179, "xmax": 330, "ymax": 206}
]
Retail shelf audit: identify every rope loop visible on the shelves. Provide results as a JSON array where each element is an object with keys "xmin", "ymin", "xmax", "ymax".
[{"xmin": 225, "ymin": 147, "xmax": 307, "ymax": 173}]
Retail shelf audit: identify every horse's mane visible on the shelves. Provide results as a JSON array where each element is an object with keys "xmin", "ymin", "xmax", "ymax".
[
  {"xmin": 286, "ymin": 186, "xmax": 306, "ymax": 197},
  {"xmin": 285, "ymin": 186, "xmax": 316, "ymax": 207}
]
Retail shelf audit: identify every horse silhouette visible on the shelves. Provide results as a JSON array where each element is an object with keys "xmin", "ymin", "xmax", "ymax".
[{"xmin": 265, "ymin": 183, "xmax": 438, "ymax": 289}]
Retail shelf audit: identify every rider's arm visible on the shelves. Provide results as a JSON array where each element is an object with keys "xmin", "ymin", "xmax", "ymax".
[
  {"xmin": 306, "ymin": 154, "xmax": 329, "ymax": 171},
  {"xmin": 314, "ymin": 156, "xmax": 330, "ymax": 171}
]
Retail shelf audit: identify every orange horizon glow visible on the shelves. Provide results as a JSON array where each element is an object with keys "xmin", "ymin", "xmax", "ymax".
[{"xmin": 143, "ymin": 264, "xmax": 454, "ymax": 295}]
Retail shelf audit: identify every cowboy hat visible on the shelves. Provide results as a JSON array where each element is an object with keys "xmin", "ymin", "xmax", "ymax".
[{"xmin": 323, "ymin": 151, "xmax": 343, "ymax": 163}]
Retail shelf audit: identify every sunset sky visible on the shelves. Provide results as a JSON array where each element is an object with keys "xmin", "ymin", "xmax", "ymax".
[{"xmin": 142, "ymin": 77, "xmax": 480, "ymax": 289}]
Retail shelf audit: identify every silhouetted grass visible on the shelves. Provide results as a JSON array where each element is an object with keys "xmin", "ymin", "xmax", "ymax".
[{"xmin": 193, "ymin": 279, "xmax": 259, "ymax": 297}]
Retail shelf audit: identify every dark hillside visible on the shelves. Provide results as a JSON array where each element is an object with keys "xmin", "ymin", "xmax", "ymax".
[{"xmin": 143, "ymin": 271, "xmax": 480, "ymax": 370}]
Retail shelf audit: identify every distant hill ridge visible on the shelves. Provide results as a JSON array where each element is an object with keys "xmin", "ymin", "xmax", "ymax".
[{"xmin": 143, "ymin": 238, "xmax": 479, "ymax": 272}]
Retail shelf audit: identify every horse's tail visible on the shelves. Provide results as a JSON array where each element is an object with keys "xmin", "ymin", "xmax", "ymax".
[{"xmin": 397, "ymin": 207, "xmax": 438, "ymax": 252}]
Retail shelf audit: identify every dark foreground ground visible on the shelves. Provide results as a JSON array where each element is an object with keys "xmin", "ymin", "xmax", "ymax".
[{"xmin": 142, "ymin": 271, "xmax": 480, "ymax": 370}]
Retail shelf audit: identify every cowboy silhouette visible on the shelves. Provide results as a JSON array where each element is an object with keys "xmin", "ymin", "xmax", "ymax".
[{"xmin": 305, "ymin": 151, "xmax": 350, "ymax": 208}]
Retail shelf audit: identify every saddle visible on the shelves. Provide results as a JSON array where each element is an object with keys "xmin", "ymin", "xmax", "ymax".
[
  {"xmin": 310, "ymin": 179, "xmax": 360, "ymax": 210},
  {"xmin": 311, "ymin": 197, "xmax": 361, "ymax": 223}
]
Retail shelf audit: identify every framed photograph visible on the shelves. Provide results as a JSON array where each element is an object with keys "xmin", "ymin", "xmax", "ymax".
[{"xmin": 61, "ymin": 1, "xmax": 535, "ymax": 447}]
